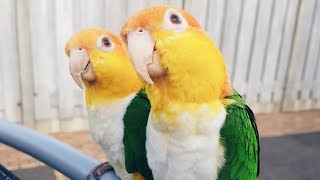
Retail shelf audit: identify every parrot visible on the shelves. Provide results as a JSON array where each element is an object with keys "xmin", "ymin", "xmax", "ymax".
[
  {"xmin": 120, "ymin": 5, "xmax": 260, "ymax": 180},
  {"xmin": 65, "ymin": 28, "xmax": 153, "ymax": 180}
]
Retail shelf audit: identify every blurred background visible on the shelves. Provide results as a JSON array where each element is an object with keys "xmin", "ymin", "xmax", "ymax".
[{"xmin": 0, "ymin": 0, "xmax": 319, "ymax": 179}]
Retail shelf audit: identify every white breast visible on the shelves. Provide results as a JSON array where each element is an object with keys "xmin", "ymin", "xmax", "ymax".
[
  {"xmin": 87, "ymin": 94, "xmax": 135, "ymax": 180},
  {"xmin": 146, "ymin": 104, "xmax": 226, "ymax": 180}
]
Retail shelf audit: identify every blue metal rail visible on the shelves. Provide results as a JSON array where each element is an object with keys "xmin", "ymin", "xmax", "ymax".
[{"xmin": 0, "ymin": 120, "xmax": 119, "ymax": 180}]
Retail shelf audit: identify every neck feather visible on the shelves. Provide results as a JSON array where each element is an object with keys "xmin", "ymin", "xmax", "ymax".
[{"xmin": 85, "ymin": 76, "xmax": 142, "ymax": 107}]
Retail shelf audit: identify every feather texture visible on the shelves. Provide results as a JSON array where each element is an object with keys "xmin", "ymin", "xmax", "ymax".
[
  {"xmin": 218, "ymin": 91, "xmax": 260, "ymax": 180},
  {"xmin": 123, "ymin": 89, "xmax": 154, "ymax": 180}
]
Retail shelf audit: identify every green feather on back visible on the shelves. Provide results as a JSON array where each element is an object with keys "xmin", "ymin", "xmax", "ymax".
[
  {"xmin": 218, "ymin": 91, "xmax": 260, "ymax": 180},
  {"xmin": 123, "ymin": 89, "xmax": 154, "ymax": 180}
]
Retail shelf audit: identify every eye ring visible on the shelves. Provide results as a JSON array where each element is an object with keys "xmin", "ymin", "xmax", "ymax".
[
  {"xmin": 163, "ymin": 9, "xmax": 187, "ymax": 31},
  {"xmin": 101, "ymin": 37, "xmax": 112, "ymax": 47},
  {"xmin": 96, "ymin": 35, "xmax": 114, "ymax": 52},
  {"xmin": 170, "ymin": 13, "xmax": 182, "ymax": 24}
]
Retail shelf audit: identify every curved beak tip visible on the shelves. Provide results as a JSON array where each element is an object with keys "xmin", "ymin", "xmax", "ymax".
[
  {"xmin": 70, "ymin": 73, "xmax": 84, "ymax": 89},
  {"xmin": 143, "ymin": 75, "xmax": 154, "ymax": 85}
]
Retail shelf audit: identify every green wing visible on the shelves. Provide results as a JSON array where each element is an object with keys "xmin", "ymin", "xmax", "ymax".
[
  {"xmin": 218, "ymin": 91, "xmax": 260, "ymax": 180},
  {"xmin": 123, "ymin": 89, "xmax": 154, "ymax": 180}
]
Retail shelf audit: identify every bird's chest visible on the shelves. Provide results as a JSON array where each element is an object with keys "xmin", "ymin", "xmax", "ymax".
[
  {"xmin": 146, "ymin": 104, "xmax": 227, "ymax": 179},
  {"xmin": 87, "ymin": 95, "xmax": 135, "ymax": 179}
]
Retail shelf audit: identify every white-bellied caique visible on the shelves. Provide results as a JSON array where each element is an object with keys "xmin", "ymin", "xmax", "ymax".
[
  {"xmin": 121, "ymin": 6, "xmax": 259, "ymax": 180},
  {"xmin": 65, "ymin": 29, "xmax": 153, "ymax": 180}
]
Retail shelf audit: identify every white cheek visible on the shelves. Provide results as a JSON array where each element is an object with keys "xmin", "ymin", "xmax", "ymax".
[{"xmin": 162, "ymin": 9, "xmax": 187, "ymax": 31}]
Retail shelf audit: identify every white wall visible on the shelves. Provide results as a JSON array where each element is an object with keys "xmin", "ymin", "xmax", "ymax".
[{"xmin": 0, "ymin": 0, "xmax": 319, "ymax": 130}]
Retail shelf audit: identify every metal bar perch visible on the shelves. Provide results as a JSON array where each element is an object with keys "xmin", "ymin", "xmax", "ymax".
[{"xmin": 0, "ymin": 120, "xmax": 119, "ymax": 180}]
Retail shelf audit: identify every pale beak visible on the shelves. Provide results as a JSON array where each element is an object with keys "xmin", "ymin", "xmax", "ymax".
[
  {"xmin": 127, "ymin": 28, "xmax": 155, "ymax": 84},
  {"xmin": 69, "ymin": 48, "xmax": 95, "ymax": 89}
]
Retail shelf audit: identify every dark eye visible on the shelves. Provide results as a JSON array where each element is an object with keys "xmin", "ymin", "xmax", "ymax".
[
  {"xmin": 170, "ymin": 13, "xmax": 182, "ymax": 24},
  {"xmin": 102, "ymin": 37, "xmax": 112, "ymax": 47}
]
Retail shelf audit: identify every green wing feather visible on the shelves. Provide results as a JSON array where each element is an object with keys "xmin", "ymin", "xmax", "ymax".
[
  {"xmin": 123, "ymin": 89, "xmax": 154, "ymax": 180},
  {"xmin": 218, "ymin": 91, "xmax": 260, "ymax": 180}
]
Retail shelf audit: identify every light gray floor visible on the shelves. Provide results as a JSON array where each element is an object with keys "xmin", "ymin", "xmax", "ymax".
[{"xmin": 260, "ymin": 132, "xmax": 319, "ymax": 180}]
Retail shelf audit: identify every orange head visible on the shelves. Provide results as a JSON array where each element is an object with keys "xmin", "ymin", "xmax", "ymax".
[{"xmin": 65, "ymin": 28, "xmax": 142, "ymax": 106}]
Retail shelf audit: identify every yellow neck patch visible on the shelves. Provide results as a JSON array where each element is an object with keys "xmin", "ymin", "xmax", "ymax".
[
  {"xmin": 146, "ymin": 29, "xmax": 231, "ymax": 114},
  {"xmin": 151, "ymin": 100, "xmax": 225, "ymax": 130},
  {"xmin": 84, "ymin": 49, "xmax": 142, "ymax": 107}
]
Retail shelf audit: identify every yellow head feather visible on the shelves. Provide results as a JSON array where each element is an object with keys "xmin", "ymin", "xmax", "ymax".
[
  {"xmin": 147, "ymin": 30, "xmax": 230, "ymax": 112},
  {"xmin": 65, "ymin": 28, "xmax": 142, "ymax": 107}
]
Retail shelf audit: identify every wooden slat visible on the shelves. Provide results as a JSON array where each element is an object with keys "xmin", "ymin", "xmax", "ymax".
[
  {"xmin": 0, "ymin": 35, "xmax": 3, "ymax": 119},
  {"xmin": 286, "ymin": 0, "xmax": 316, "ymax": 94},
  {"xmin": 298, "ymin": 0, "xmax": 318, "ymax": 100},
  {"xmin": 260, "ymin": 0, "xmax": 288, "ymax": 104},
  {"xmin": 315, "ymin": 55, "xmax": 320, "ymax": 98},
  {"xmin": 0, "ymin": 0, "xmax": 22, "ymax": 123},
  {"xmin": 55, "ymin": 0, "xmax": 80, "ymax": 121},
  {"xmin": 184, "ymin": 0, "xmax": 209, "ymax": 28},
  {"xmin": 126, "ymin": 0, "xmax": 146, "ymax": 17},
  {"xmin": 28, "ymin": 0, "xmax": 58, "ymax": 120},
  {"xmin": 220, "ymin": 0, "xmax": 243, "ymax": 79},
  {"xmin": 147, "ymin": 0, "xmax": 165, "ymax": 6},
  {"xmin": 165, "ymin": 0, "xmax": 183, "ymax": 8},
  {"xmin": 81, "ymin": 0, "xmax": 105, "ymax": 28},
  {"xmin": 206, "ymin": 0, "xmax": 226, "ymax": 48},
  {"xmin": 246, "ymin": 0, "xmax": 274, "ymax": 104},
  {"xmin": 283, "ymin": 0, "xmax": 317, "ymax": 111},
  {"xmin": 303, "ymin": 0, "xmax": 320, "ymax": 100},
  {"xmin": 232, "ymin": 0, "xmax": 259, "ymax": 95},
  {"xmin": 16, "ymin": 0, "xmax": 35, "ymax": 127},
  {"xmin": 313, "ymin": 2, "xmax": 320, "ymax": 99},
  {"xmin": 274, "ymin": 0, "xmax": 300, "ymax": 103},
  {"xmin": 72, "ymin": 0, "xmax": 82, "ymax": 30},
  {"xmin": 104, "ymin": 0, "xmax": 127, "ymax": 34},
  {"xmin": 0, "ymin": 72, "xmax": 4, "ymax": 119}
]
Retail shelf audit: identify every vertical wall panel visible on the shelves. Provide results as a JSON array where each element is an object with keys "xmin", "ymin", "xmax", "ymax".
[
  {"xmin": 81, "ymin": 0, "xmax": 105, "ymax": 28},
  {"xmin": 0, "ymin": 12, "xmax": 4, "ymax": 120},
  {"xmin": 184, "ymin": 0, "xmax": 209, "ymax": 28},
  {"xmin": 206, "ymin": 0, "xmax": 226, "ymax": 48},
  {"xmin": 232, "ymin": 0, "xmax": 258, "ymax": 95},
  {"xmin": 70, "ymin": 0, "xmax": 88, "ymax": 119},
  {"xmin": 104, "ymin": 0, "xmax": 127, "ymax": 34},
  {"xmin": 55, "ymin": 0, "xmax": 82, "ymax": 120},
  {"xmin": 220, "ymin": 0, "xmax": 243, "ymax": 77},
  {"xmin": 127, "ymin": 0, "xmax": 146, "ymax": 17},
  {"xmin": 29, "ymin": 0, "xmax": 58, "ymax": 120},
  {"xmin": 283, "ymin": 0, "xmax": 317, "ymax": 111},
  {"xmin": 72, "ymin": 0, "xmax": 82, "ymax": 31},
  {"xmin": 0, "ymin": 68, "xmax": 4, "ymax": 119},
  {"xmin": 16, "ymin": 0, "xmax": 35, "ymax": 127},
  {"xmin": 147, "ymin": 0, "xmax": 166, "ymax": 6},
  {"xmin": 303, "ymin": 0, "xmax": 320, "ymax": 100},
  {"xmin": 314, "ymin": 48, "xmax": 320, "ymax": 99},
  {"xmin": 274, "ymin": 0, "xmax": 300, "ymax": 103},
  {"xmin": 246, "ymin": 0, "xmax": 274, "ymax": 104},
  {"xmin": 165, "ymin": 0, "xmax": 183, "ymax": 8},
  {"xmin": 0, "ymin": 0, "xmax": 22, "ymax": 123},
  {"xmin": 260, "ymin": 0, "xmax": 288, "ymax": 104}
]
